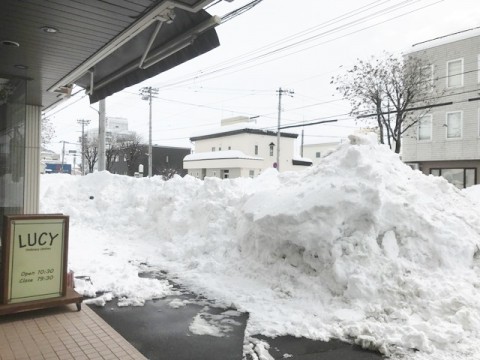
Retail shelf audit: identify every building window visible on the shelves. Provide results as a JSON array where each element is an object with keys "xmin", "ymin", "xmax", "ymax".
[
  {"xmin": 249, "ymin": 170, "xmax": 254, "ymax": 178},
  {"xmin": 165, "ymin": 155, "xmax": 169, "ymax": 163},
  {"xmin": 315, "ymin": 152, "xmax": 321, "ymax": 158},
  {"xmin": 223, "ymin": 170, "xmax": 229, "ymax": 179},
  {"xmin": 254, "ymin": 145, "xmax": 258, "ymax": 155},
  {"xmin": 269, "ymin": 142, "xmax": 275, "ymax": 156},
  {"xmin": 430, "ymin": 168, "xmax": 476, "ymax": 189},
  {"xmin": 446, "ymin": 58, "xmax": 463, "ymax": 88},
  {"xmin": 228, "ymin": 146, "xmax": 231, "ymax": 150},
  {"xmin": 212, "ymin": 147, "xmax": 215, "ymax": 152},
  {"xmin": 418, "ymin": 115, "xmax": 432, "ymax": 141},
  {"xmin": 446, "ymin": 111, "xmax": 462, "ymax": 139},
  {"xmin": 213, "ymin": 171, "xmax": 216, "ymax": 177},
  {"xmin": 219, "ymin": 147, "xmax": 222, "ymax": 151}
]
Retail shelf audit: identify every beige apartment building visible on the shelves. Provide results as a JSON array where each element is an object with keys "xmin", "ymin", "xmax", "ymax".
[{"xmin": 403, "ymin": 27, "xmax": 480, "ymax": 188}]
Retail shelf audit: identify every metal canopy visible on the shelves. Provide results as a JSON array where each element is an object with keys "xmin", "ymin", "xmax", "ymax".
[{"xmin": 0, "ymin": 0, "xmax": 220, "ymax": 109}]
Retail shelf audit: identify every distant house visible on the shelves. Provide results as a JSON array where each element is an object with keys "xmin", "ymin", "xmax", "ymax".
[
  {"xmin": 402, "ymin": 27, "xmax": 480, "ymax": 188},
  {"xmin": 302, "ymin": 142, "xmax": 340, "ymax": 166},
  {"xmin": 40, "ymin": 148, "xmax": 60, "ymax": 174},
  {"xmin": 110, "ymin": 145, "xmax": 191, "ymax": 178},
  {"xmin": 184, "ymin": 117, "xmax": 312, "ymax": 179}
]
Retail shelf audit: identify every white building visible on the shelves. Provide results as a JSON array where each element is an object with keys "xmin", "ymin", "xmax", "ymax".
[
  {"xmin": 402, "ymin": 28, "xmax": 480, "ymax": 188},
  {"xmin": 302, "ymin": 142, "xmax": 340, "ymax": 165},
  {"xmin": 87, "ymin": 116, "xmax": 135, "ymax": 144},
  {"xmin": 184, "ymin": 118, "xmax": 312, "ymax": 179}
]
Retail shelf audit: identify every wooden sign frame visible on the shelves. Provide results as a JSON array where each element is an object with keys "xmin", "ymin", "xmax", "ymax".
[{"xmin": 0, "ymin": 214, "xmax": 82, "ymax": 315}]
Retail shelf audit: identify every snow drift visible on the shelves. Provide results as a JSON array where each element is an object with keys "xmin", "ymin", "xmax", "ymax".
[{"xmin": 40, "ymin": 134, "xmax": 480, "ymax": 360}]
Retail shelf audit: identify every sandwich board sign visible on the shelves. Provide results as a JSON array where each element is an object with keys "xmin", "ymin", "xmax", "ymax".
[{"xmin": 0, "ymin": 214, "xmax": 82, "ymax": 314}]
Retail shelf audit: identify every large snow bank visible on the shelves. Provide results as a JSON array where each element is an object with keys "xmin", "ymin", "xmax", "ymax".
[{"xmin": 40, "ymin": 134, "xmax": 480, "ymax": 360}]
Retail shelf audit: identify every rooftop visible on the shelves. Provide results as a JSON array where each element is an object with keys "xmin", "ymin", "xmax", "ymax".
[{"xmin": 408, "ymin": 26, "xmax": 480, "ymax": 53}]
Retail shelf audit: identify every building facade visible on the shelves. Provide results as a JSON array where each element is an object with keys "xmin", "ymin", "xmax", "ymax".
[
  {"xmin": 110, "ymin": 145, "xmax": 191, "ymax": 178},
  {"xmin": 402, "ymin": 28, "xmax": 480, "ymax": 188},
  {"xmin": 302, "ymin": 142, "xmax": 340, "ymax": 166},
  {"xmin": 184, "ymin": 123, "xmax": 312, "ymax": 179}
]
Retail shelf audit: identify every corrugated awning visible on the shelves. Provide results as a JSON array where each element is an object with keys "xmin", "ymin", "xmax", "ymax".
[{"xmin": 75, "ymin": 8, "xmax": 220, "ymax": 103}]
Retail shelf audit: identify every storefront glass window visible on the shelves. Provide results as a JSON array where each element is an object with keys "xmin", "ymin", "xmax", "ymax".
[{"xmin": 0, "ymin": 78, "xmax": 26, "ymax": 233}]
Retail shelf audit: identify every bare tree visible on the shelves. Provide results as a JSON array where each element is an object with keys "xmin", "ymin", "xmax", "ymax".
[
  {"xmin": 84, "ymin": 135, "xmax": 98, "ymax": 173},
  {"xmin": 41, "ymin": 117, "xmax": 55, "ymax": 148},
  {"xmin": 105, "ymin": 134, "xmax": 123, "ymax": 172},
  {"xmin": 332, "ymin": 52, "xmax": 441, "ymax": 153},
  {"xmin": 118, "ymin": 133, "xmax": 144, "ymax": 176}
]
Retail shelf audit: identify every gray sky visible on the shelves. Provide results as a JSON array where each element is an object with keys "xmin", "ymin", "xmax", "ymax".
[{"xmin": 45, "ymin": 0, "xmax": 480, "ymax": 155}]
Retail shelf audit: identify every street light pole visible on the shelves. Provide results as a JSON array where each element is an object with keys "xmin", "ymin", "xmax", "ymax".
[{"xmin": 140, "ymin": 86, "xmax": 158, "ymax": 177}]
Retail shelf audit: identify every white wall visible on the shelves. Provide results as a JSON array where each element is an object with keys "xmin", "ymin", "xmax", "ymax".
[
  {"xmin": 302, "ymin": 142, "xmax": 340, "ymax": 165},
  {"xmin": 193, "ymin": 132, "xmax": 299, "ymax": 171}
]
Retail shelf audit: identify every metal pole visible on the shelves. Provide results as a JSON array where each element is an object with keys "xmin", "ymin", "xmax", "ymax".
[
  {"xmin": 148, "ymin": 89, "xmax": 153, "ymax": 178},
  {"xmin": 276, "ymin": 87, "xmax": 282, "ymax": 172},
  {"xmin": 81, "ymin": 122, "xmax": 85, "ymax": 175},
  {"xmin": 98, "ymin": 99, "xmax": 106, "ymax": 171}
]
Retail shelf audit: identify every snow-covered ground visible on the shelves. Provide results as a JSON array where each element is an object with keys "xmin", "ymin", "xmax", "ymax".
[{"xmin": 40, "ymin": 134, "xmax": 480, "ymax": 360}]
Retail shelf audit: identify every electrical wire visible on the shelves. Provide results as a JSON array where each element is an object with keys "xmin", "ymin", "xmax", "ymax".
[
  {"xmin": 154, "ymin": 0, "xmax": 440, "ymax": 90},
  {"xmin": 221, "ymin": 0, "xmax": 264, "ymax": 23}
]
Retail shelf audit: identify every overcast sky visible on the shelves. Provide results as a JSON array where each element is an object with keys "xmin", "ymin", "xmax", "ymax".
[{"xmin": 45, "ymin": 0, "xmax": 480, "ymax": 156}]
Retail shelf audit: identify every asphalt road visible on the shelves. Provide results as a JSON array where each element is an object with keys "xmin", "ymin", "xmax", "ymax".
[{"xmin": 88, "ymin": 271, "xmax": 384, "ymax": 360}]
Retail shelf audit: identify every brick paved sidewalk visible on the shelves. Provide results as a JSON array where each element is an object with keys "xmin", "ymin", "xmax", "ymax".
[{"xmin": 0, "ymin": 305, "xmax": 147, "ymax": 360}]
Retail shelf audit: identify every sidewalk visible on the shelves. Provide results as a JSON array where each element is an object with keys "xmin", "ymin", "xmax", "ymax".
[{"xmin": 0, "ymin": 304, "xmax": 147, "ymax": 360}]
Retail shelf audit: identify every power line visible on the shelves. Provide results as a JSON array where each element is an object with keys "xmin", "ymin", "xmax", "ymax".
[
  {"xmin": 221, "ymin": 0, "xmax": 264, "ymax": 23},
  {"xmin": 155, "ymin": 0, "xmax": 440, "ymax": 90},
  {"xmin": 279, "ymin": 119, "xmax": 338, "ymax": 130},
  {"xmin": 43, "ymin": 0, "xmax": 445, "ymax": 125},
  {"xmin": 356, "ymin": 96, "xmax": 479, "ymax": 119}
]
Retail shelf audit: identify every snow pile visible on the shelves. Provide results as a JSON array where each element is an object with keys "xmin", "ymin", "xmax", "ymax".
[{"xmin": 40, "ymin": 134, "xmax": 480, "ymax": 360}]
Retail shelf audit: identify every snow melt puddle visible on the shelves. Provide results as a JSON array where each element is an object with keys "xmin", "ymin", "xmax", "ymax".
[{"xmin": 78, "ymin": 261, "xmax": 247, "ymax": 340}]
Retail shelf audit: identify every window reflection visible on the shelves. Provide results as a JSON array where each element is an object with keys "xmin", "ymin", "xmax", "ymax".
[
  {"xmin": 0, "ymin": 78, "xmax": 26, "ymax": 234},
  {"xmin": 430, "ymin": 168, "xmax": 476, "ymax": 189}
]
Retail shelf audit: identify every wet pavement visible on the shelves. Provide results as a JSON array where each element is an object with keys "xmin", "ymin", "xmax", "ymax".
[
  {"xmin": 246, "ymin": 335, "xmax": 384, "ymax": 360},
  {"xmin": 88, "ymin": 270, "xmax": 384, "ymax": 360}
]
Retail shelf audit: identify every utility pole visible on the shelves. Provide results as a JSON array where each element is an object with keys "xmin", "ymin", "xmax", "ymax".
[
  {"xmin": 60, "ymin": 140, "xmax": 76, "ymax": 166},
  {"xmin": 301, "ymin": 128, "xmax": 304, "ymax": 158},
  {"xmin": 140, "ymin": 86, "xmax": 159, "ymax": 177},
  {"xmin": 77, "ymin": 119, "xmax": 90, "ymax": 176},
  {"xmin": 276, "ymin": 87, "xmax": 294, "ymax": 172},
  {"xmin": 61, "ymin": 141, "xmax": 66, "ymax": 166}
]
